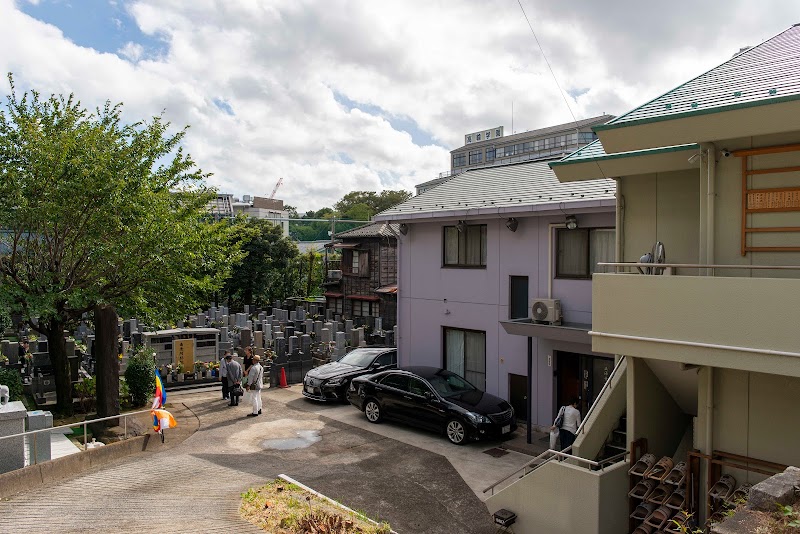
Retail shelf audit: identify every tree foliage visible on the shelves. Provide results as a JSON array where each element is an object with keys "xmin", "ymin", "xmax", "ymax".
[
  {"xmin": 0, "ymin": 75, "xmax": 242, "ymax": 413},
  {"xmin": 124, "ymin": 346, "xmax": 155, "ymax": 407},
  {"xmin": 0, "ymin": 367, "xmax": 23, "ymax": 401},
  {"xmin": 333, "ymin": 190, "xmax": 411, "ymax": 219},
  {"xmin": 224, "ymin": 217, "xmax": 302, "ymax": 309}
]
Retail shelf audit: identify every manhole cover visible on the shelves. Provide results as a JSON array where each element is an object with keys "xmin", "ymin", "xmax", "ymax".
[{"xmin": 483, "ymin": 447, "xmax": 509, "ymax": 458}]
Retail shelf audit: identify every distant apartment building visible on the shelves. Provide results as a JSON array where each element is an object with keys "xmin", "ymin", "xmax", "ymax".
[
  {"xmin": 415, "ymin": 115, "xmax": 612, "ymax": 195},
  {"xmin": 208, "ymin": 193, "xmax": 289, "ymax": 236}
]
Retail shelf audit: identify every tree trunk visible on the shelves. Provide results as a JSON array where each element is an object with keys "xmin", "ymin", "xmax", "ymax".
[
  {"xmin": 94, "ymin": 304, "xmax": 120, "ymax": 421},
  {"xmin": 46, "ymin": 319, "xmax": 73, "ymax": 416}
]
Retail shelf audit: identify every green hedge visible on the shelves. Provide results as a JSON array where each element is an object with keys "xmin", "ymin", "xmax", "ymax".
[
  {"xmin": 0, "ymin": 368, "xmax": 24, "ymax": 401},
  {"xmin": 124, "ymin": 347, "xmax": 155, "ymax": 407}
]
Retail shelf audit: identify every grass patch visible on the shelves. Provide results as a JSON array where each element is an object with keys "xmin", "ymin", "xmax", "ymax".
[{"xmin": 240, "ymin": 479, "xmax": 391, "ymax": 534}]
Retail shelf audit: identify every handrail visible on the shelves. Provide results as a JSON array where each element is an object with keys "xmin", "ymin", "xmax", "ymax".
[
  {"xmin": 0, "ymin": 408, "xmax": 153, "ymax": 463},
  {"xmin": 576, "ymin": 355, "xmax": 625, "ymax": 435},
  {"xmin": 600, "ymin": 262, "xmax": 800, "ymax": 271},
  {"xmin": 482, "ymin": 445, "xmax": 629, "ymax": 495},
  {"xmin": 482, "ymin": 355, "xmax": 627, "ymax": 496}
]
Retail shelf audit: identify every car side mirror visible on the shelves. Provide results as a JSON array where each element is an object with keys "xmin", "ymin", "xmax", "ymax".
[
  {"xmin": 423, "ymin": 391, "xmax": 434, "ymax": 401},
  {"xmin": 371, "ymin": 361, "xmax": 382, "ymax": 368}
]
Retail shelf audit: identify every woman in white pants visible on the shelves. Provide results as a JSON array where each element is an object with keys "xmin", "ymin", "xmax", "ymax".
[{"xmin": 246, "ymin": 355, "xmax": 264, "ymax": 417}]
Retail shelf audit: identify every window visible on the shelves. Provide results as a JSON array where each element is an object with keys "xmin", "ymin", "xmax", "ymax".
[
  {"xmin": 444, "ymin": 328, "xmax": 486, "ymax": 390},
  {"xmin": 408, "ymin": 378, "xmax": 432, "ymax": 397},
  {"xmin": 453, "ymin": 153, "xmax": 466, "ymax": 167},
  {"xmin": 327, "ymin": 297, "xmax": 343, "ymax": 314},
  {"xmin": 375, "ymin": 351, "xmax": 397, "ymax": 367},
  {"xmin": 343, "ymin": 250, "xmax": 369, "ymax": 277},
  {"xmin": 556, "ymin": 228, "xmax": 616, "ymax": 278},
  {"xmin": 509, "ymin": 276, "xmax": 529, "ymax": 319},
  {"xmin": 443, "ymin": 224, "xmax": 487, "ymax": 267},
  {"xmin": 469, "ymin": 150, "xmax": 483, "ymax": 165},
  {"xmin": 380, "ymin": 373, "xmax": 408, "ymax": 391},
  {"xmin": 351, "ymin": 250, "xmax": 360, "ymax": 274},
  {"xmin": 352, "ymin": 300, "xmax": 379, "ymax": 317},
  {"xmin": 486, "ymin": 148, "xmax": 495, "ymax": 161}
]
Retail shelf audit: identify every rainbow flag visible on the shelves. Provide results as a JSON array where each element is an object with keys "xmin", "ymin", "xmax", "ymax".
[{"xmin": 151, "ymin": 368, "xmax": 166, "ymax": 410}]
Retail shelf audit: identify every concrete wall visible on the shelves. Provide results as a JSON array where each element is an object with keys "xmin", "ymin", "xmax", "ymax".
[
  {"xmin": 573, "ymin": 358, "xmax": 627, "ymax": 460},
  {"xmin": 709, "ymin": 368, "xmax": 800, "ymax": 485},
  {"xmin": 397, "ymin": 210, "xmax": 614, "ymax": 425},
  {"xmin": 628, "ymin": 357, "xmax": 689, "ymax": 460},
  {"xmin": 485, "ymin": 459, "xmax": 629, "ymax": 534}
]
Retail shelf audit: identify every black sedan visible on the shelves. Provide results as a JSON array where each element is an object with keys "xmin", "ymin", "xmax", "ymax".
[
  {"xmin": 346, "ymin": 366, "xmax": 516, "ymax": 445},
  {"xmin": 302, "ymin": 348, "xmax": 397, "ymax": 402}
]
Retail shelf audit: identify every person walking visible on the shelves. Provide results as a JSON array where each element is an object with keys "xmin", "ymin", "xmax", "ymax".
[
  {"xmin": 219, "ymin": 351, "xmax": 230, "ymax": 400},
  {"xmin": 553, "ymin": 397, "xmax": 582, "ymax": 452},
  {"xmin": 225, "ymin": 353, "xmax": 243, "ymax": 407},
  {"xmin": 246, "ymin": 355, "xmax": 264, "ymax": 417}
]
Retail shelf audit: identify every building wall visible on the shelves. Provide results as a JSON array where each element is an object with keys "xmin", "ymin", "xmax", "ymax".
[
  {"xmin": 339, "ymin": 237, "xmax": 397, "ymax": 329},
  {"xmin": 397, "ymin": 210, "xmax": 614, "ymax": 425}
]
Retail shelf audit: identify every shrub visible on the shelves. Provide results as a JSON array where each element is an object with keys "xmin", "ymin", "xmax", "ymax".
[
  {"xmin": 0, "ymin": 368, "xmax": 23, "ymax": 401},
  {"xmin": 75, "ymin": 376, "xmax": 96, "ymax": 413},
  {"xmin": 124, "ymin": 346, "xmax": 156, "ymax": 407}
]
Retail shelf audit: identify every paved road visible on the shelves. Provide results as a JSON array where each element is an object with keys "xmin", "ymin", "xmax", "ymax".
[{"xmin": 0, "ymin": 387, "xmax": 530, "ymax": 533}]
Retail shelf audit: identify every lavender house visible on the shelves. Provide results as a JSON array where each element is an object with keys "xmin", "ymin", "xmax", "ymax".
[{"xmin": 374, "ymin": 160, "xmax": 617, "ymax": 436}]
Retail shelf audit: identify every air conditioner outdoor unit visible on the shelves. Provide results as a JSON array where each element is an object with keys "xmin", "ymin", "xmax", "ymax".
[
  {"xmin": 531, "ymin": 298, "xmax": 561, "ymax": 325},
  {"xmin": 328, "ymin": 270, "xmax": 343, "ymax": 280}
]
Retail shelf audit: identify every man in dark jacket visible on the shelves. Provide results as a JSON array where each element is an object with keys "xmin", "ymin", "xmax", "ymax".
[{"xmin": 225, "ymin": 353, "xmax": 243, "ymax": 406}]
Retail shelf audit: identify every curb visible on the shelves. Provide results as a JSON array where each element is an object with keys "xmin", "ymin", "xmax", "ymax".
[{"xmin": 0, "ymin": 434, "xmax": 150, "ymax": 499}]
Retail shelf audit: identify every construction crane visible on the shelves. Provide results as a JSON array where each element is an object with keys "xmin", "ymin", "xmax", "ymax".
[{"xmin": 269, "ymin": 177, "xmax": 284, "ymax": 199}]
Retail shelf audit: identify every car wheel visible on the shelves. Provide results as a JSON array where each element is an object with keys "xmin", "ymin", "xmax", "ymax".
[
  {"xmin": 446, "ymin": 419, "xmax": 467, "ymax": 445},
  {"xmin": 364, "ymin": 399, "xmax": 382, "ymax": 423}
]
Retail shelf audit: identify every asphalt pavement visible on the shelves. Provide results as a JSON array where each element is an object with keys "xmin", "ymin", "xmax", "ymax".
[{"xmin": 0, "ymin": 385, "xmax": 533, "ymax": 533}]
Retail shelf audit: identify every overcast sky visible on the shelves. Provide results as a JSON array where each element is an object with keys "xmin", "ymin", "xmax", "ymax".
[{"xmin": 1, "ymin": 0, "xmax": 797, "ymax": 211}]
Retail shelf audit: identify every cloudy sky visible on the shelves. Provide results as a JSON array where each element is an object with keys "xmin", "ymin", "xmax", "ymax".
[{"xmin": 0, "ymin": 0, "xmax": 796, "ymax": 211}]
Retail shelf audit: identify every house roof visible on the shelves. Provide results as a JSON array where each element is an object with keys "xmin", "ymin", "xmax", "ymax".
[
  {"xmin": 550, "ymin": 140, "xmax": 699, "ymax": 166},
  {"xmin": 595, "ymin": 24, "xmax": 800, "ymax": 132},
  {"xmin": 374, "ymin": 160, "xmax": 616, "ymax": 221},
  {"xmin": 334, "ymin": 221, "xmax": 400, "ymax": 239},
  {"xmin": 452, "ymin": 114, "xmax": 613, "ymax": 153}
]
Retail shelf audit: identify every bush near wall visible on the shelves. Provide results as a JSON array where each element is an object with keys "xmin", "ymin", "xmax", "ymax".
[
  {"xmin": 0, "ymin": 368, "xmax": 23, "ymax": 401},
  {"xmin": 124, "ymin": 347, "xmax": 155, "ymax": 407}
]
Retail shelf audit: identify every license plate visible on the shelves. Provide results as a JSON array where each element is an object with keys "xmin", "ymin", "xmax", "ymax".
[
  {"xmin": 305, "ymin": 385, "xmax": 313, "ymax": 393},
  {"xmin": 502, "ymin": 425, "xmax": 511, "ymax": 434}
]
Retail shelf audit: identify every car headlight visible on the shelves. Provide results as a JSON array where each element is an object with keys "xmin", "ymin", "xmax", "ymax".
[
  {"xmin": 325, "ymin": 378, "xmax": 344, "ymax": 386},
  {"xmin": 465, "ymin": 412, "xmax": 490, "ymax": 424}
]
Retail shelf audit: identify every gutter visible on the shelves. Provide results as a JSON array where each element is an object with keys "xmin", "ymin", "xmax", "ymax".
[{"xmin": 373, "ymin": 198, "xmax": 616, "ymax": 222}]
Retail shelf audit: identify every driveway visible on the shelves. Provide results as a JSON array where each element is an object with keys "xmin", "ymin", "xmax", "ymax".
[{"xmin": 0, "ymin": 386, "xmax": 532, "ymax": 533}]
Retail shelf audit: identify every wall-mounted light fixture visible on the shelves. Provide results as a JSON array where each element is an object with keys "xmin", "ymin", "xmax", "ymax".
[
  {"xmin": 565, "ymin": 215, "xmax": 578, "ymax": 230},
  {"xmin": 398, "ymin": 223, "xmax": 408, "ymax": 235},
  {"xmin": 505, "ymin": 217, "xmax": 519, "ymax": 232},
  {"xmin": 456, "ymin": 220, "xmax": 467, "ymax": 233}
]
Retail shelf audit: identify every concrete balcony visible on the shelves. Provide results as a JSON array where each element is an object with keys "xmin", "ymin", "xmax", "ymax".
[{"xmin": 591, "ymin": 268, "xmax": 800, "ymax": 377}]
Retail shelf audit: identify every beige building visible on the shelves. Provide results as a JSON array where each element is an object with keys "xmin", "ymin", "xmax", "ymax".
[
  {"xmin": 209, "ymin": 193, "xmax": 289, "ymax": 236},
  {"xmin": 486, "ymin": 24, "xmax": 800, "ymax": 533}
]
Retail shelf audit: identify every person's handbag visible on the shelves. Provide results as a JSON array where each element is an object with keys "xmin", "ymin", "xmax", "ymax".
[
  {"xmin": 231, "ymin": 384, "xmax": 244, "ymax": 397},
  {"xmin": 553, "ymin": 406, "xmax": 565, "ymax": 429}
]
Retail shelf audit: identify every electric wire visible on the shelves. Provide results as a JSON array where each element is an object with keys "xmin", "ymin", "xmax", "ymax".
[{"xmin": 515, "ymin": 0, "xmax": 610, "ymax": 181}]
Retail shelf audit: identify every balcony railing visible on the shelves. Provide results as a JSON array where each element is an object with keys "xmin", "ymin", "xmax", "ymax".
[{"xmin": 592, "ymin": 264, "xmax": 800, "ymax": 376}]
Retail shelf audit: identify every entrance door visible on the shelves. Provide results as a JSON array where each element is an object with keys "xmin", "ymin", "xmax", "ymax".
[
  {"xmin": 556, "ymin": 352, "xmax": 614, "ymax": 417},
  {"xmin": 508, "ymin": 374, "xmax": 528, "ymax": 421}
]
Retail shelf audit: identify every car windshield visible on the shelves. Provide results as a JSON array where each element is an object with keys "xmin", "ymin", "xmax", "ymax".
[
  {"xmin": 426, "ymin": 372, "xmax": 476, "ymax": 397},
  {"xmin": 338, "ymin": 351, "xmax": 378, "ymax": 368}
]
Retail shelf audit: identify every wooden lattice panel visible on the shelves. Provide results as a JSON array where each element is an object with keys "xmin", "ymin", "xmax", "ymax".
[{"xmin": 747, "ymin": 189, "xmax": 800, "ymax": 211}]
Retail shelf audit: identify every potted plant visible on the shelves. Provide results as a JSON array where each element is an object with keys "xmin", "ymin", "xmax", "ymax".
[
  {"xmin": 176, "ymin": 362, "xmax": 185, "ymax": 382},
  {"xmin": 166, "ymin": 363, "xmax": 174, "ymax": 383}
]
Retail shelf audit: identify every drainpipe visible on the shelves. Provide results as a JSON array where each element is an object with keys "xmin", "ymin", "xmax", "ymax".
[
  {"xmin": 704, "ymin": 366, "xmax": 714, "ymax": 519},
  {"xmin": 615, "ymin": 188, "xmax": 624, "ymax": 263},
  {"xmin": 547, "ymin": 223, "xmax": 567, "ymax": 299},
  {"xmin": 701, "ymin": 143, "xmax": 717, "ymax": 274}
]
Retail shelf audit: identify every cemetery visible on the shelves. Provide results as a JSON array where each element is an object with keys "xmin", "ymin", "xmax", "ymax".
[{"xmin": 0, "ymin": 297, "xmax": 398, "ymax": 474}]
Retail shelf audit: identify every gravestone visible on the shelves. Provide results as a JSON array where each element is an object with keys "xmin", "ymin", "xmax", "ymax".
[
  {"xmin": 300, "ymin": 334, "xmax": 311, "ymax": 355},
  {"xmin": 244, "ymin": 305, "xmax": 250, "ymax": 315},
  {"xmin": 285, "ymin": 326, "xmax": 295, "ymax": 339},
  {"xmin": 219, "ymin": 327, "xmax": 229, "ymax": 342},
  {"xmin": 325, "ymin": 309, "xmax": 334, "ymax": 321},
  {"xmin": 374, "ymin": 318, "xmax": 383, "ymax": 332},
  {"xmin": 235, "ymin": 313, "xmax": 247, "ymax": 328},
  {"xmin": 345, "ymin": 320, "xmax": 353, "ymax": 334},
  {"xmin": 289, "ymin": 311, "xmax": 297, "ymax": 322},
  {"xmin": 275, "ymin": 338, "xmax": 286, "ymax": 360},
  {"xmin": 0, "ymin": 402, "xmax": 27, "ymax": 474},
  {"xmin": 321, "ymin": 328, "xmax": 331, "ymax": 344},
  {"xmin": 334, "ymin": 314, "xmax": 341, "ymax": 324},
  {"xmin": 297, "ymin": 308, "xmax": 306, "ymax": 321},
  {"xmin": 239, "ymin": 328, "xmax": 253, "ymax": 347},
  {"xmin": 304, "ymin": 319, "xmax": 313, "ymax": 335},
  {"xmin": 314, "ymin": 321, "xmax": 323, "ymax": 339},
  {"xmin": 288, "ymin": 335, "xmax": 299, "ymax": 355},
  {"xmin": 335, "ymin": 332, "xmax": 347, "ymax": 358},
  {"xmin": 254, "ymin": 331, "xmax": 263, "ymax": 350},
  {"xmin": 262, "ymin": 323, "xmax": 272, "ymax": 341}
]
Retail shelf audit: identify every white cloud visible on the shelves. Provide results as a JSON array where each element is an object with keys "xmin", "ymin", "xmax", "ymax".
[{"xmin": 1, "ymin": 0, "xmax": 798, "ymax": 211}]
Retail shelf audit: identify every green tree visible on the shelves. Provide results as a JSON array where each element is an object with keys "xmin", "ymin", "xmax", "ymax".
[
  {"xmin": 333, "ymin": 190, "xmax": 411, "ymax": 217},
  {"xmin": 224, "ymin": 217, "xmax": 302, "ymax": 309},
  {"xmin": 0, "ymin": 76, "xmax": 241, "ymax": 414}
]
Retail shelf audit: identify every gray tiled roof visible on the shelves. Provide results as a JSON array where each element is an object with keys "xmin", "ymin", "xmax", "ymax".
[
  {"xmin": 335, "ymin": 222, "xmax": 401, "ymax": 239},
  {"xmin": 376, "ymin": 160, "xmax": 615, "ymax": 219},
  {"xmin": 596, "ymin": 24, "xmax": 800, "ymax": 131},
  {"xmin": 453, "ymin": 114, "xmax": 613, "ymax": 153}
]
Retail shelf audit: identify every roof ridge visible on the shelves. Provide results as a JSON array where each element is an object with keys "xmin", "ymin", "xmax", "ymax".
[{"xmin": 599, "ymin": 24, "xmax": 797, "ymax": 128}]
